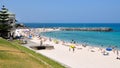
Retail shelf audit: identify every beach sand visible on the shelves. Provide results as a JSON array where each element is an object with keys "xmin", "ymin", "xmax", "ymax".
[
  {"xmin": 30, "ymin": 37, "xmax": 120, "ymax": 68},
  {"xmin": 18, "ymin": 28, "xmax": 120, "ymax": 68}
]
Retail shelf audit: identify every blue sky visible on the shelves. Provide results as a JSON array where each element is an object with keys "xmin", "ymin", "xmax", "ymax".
[{"xmin": 0, "ymin": 0, "xmax": 120, "ymax": 23}]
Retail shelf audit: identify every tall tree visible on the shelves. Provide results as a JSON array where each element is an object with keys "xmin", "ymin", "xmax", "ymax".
[{"xmin": 0, "ymin": 5, "xmax": 12, "ymax": 38}]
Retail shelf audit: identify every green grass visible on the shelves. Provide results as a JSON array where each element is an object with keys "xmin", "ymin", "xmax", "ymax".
[{"xmin": 0, "ymin": 38, "xmax": 65, "ymax": 68}]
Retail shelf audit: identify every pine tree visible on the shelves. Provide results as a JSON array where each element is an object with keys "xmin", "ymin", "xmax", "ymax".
[{"xmin": 0, "ymin": 5, "xmax": 12, "ymax": 38}]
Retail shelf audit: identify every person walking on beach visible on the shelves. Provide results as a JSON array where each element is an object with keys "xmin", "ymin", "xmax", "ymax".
[
  {"xmin": 69, "ymin": 44, "xmax": 76, "ymax": 52},
  {"xmin": 40, "ymin": 40, "xmax": 43, "ymax": 46}
]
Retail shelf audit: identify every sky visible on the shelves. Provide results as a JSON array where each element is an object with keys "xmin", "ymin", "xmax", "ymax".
[{"xmin": 0, "ymin": 0, "xmax": 120, "ymax": 23}]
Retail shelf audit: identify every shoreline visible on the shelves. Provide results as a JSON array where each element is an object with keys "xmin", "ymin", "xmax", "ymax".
[
  {"xmin": 16, "ymin": 28, "xmax": 120, "ymax": 52},
  {"xmin": 16, "ymin": 28, "xmax": 120, "ymax": 68},
  {"xmin": 40, "ymin": 28, "xmax": 120, "ymax": 50}
]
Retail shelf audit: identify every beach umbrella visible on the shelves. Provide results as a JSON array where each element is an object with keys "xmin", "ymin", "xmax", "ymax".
[{"xmin": 106, "ymin": 47, "xmax": 112, "ymax": 51}]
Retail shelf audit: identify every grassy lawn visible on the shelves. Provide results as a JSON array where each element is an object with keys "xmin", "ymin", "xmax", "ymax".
[{"xmin": 0, "ymin": 38, "xmax": 65, "ymax": 68}]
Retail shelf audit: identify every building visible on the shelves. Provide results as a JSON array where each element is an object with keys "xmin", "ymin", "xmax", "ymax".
[{"xmin": 0, "ymin": 5, "xmax": 16, "ymax": 39}]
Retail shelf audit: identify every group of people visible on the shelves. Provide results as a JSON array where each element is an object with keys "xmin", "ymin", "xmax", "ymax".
[{"xmin": 19, "ymin": 28, "xmax": 120, "ymax": 60}]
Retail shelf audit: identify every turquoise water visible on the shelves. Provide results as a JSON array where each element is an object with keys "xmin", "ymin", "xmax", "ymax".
[
  {"xmin": 24, "ymin": 23, "xmax": 120, "ymax": 49},
  {"xmin": 41, "ymin": 31, "xmax": 120, "ymax": 49}
]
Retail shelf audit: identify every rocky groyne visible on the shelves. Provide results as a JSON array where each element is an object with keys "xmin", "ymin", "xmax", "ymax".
[{"xmin": 60, "ymin": 27, "xmax": 112, "ymax": 32}]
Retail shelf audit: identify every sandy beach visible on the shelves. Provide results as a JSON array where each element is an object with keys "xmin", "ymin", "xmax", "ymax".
[{"xmin": 18, "ymin": 28, "xmax": 120, "ymax": 68}]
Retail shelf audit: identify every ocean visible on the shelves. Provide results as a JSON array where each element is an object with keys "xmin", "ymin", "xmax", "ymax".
[{"xmin": 24, "ymin": 23, "xmax": 120, "ymax": 49}]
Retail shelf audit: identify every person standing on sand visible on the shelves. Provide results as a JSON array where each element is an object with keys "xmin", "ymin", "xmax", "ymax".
[
  {"xmin": 69, "ymin": 44, "xmax": 76, "ymax": 52},
  {"xmin": 40, "ymin": 39, "xmax": 43, "ymax": 46}
]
